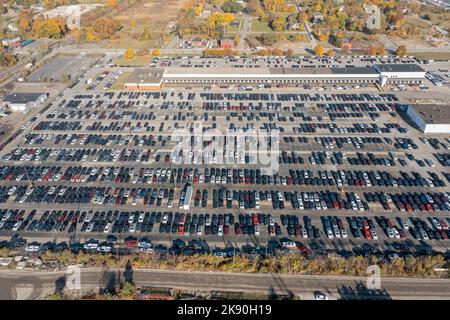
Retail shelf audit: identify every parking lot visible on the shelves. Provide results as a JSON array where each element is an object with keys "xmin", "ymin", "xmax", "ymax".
[
  {"xmin": 27, "ymin": 55, "xmax": 101, "ymax": 83},
  {"xmin": 1, "ymin": 59, "xmax": 450, "ymax": 259}
]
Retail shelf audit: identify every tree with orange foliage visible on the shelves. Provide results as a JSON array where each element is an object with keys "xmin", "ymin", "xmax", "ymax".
[
  {"xmin": 263, "ymin": 0, "xmax": 287, "ymax": 12},
  {"xmin": 106, "ymin": 0, "xmax": 118, "ymax": 8},
  {"xmin": 85, "ymin": 27, "xmax": 96, "ymax": 42},
  {"xmin": 377, "ymin": 46, "xmax": 385, "ymax": 56},
  {"xmin": 137, "ymin": 48, "xmax": 150, "ymax": 56},
  {"xmin": 32, "ymin": 18, "xmax": 67, "ymax": 39},
  {"xmin": 367, "ymin": 44, "xmax": 377, "ymax": 55},
  {"xmin": 326, "ymin": 48, "xmax": 334, "ymax": 57},
  {"xmin": 92, "ymin": 18, "xmax": 122, "ymax": 40},
  {"xmin": 319, "ymin": 33, "xmax": 328, "ymax": 42},
  {"xmin": 285, "ymin": 48, "xmax": 293, "ymax": 56},
  {"xmin": 313, "ymin": 44, "xmax": 324, "ymax": 56},
  {"xmin": 272, "ymin": 47, "xmax": 282, "ymax": 56},
  {"xmin": 256, "ymin": 49, "xmax": 270, "ymax": 56},
  {"xmin": 203, "ymin": 48, "xmax": 238, "ymax": 57},
  {"xmin": 18, "ymin": 10, "xmax": 33, "ymax": 33},
  {"xmin": 124, "ymin": 47, "xmax": 135, "ymax": 59},
  {"xmin": 395, "ymin": 45, "xmax": 407, "ymax": 56}
]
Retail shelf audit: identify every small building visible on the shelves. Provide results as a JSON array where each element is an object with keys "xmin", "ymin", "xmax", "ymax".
[
  {"xmin": 30, "ymin": 4, "xmax": 44, "ymax": 11},
  {"xmin": 1, "ymin": 37, "xmax": 21, "ymax": 47},
  {"xmin": 311, "ymin": 13, "xmax": 324, "ymax": 24},
  {"xmin": 191, "ymin": 37, "xmax": 205, "ymax": 48},
  {"xmin": 387, "ymin": 25, "xmax": 399, "ymax": 31},
  {"xmin": 7, "ymin": 24, "xmax": 18, "ymax": 32},
  {"xmin": 124, "ymin": 68, "xmax": 164, "ymax": 90},
  {"xmin": 341, "ymin": 42, "xmax": 352, "ymax": 51},
  {"xmin": 287, "ymin": 14, "xmax": 300, "ymax": 30},
  {"xmin": 406, "ymin": 105, "xmax": 450, "ymax": 134},
  {"xmin": 220, "ymin": 37, "xmax": 235, "ymax": 49},
  {"xmin": 3, "ymin": 92, "xmax": 48, "ymax": 113},
  {"xmin": 200, "ymin": 10, "xmax": 212, "ymax": 19}
]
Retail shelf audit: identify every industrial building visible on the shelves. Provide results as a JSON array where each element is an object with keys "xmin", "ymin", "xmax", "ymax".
[
  {"xmin": 123, "ymin": 63, "xmax": 426, "ymax": 90},
  {"xmin": 374, "ymin": 64, "xmax": 426, "ymax": 86},
  {"xmin": 406, "ymin": 104, "xmax": 450, "ymax": 134},
  {"xmin": 3, "ymin": 92, "xmax": 48, "ymax": 113},
  {"xmin": 124, "ymin": 68, "xmax": 164, "ymax": 90}
]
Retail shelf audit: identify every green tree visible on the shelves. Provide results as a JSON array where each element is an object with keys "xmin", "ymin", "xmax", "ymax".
[
  {"xmin": 271, "ymin": 16, "xmax": 286, "ymax": 31},
  {"xmin": 222, "ymin": 0, "xmax": 244, "ymax": 13},
  {"xmin": 0, "ymin": 49, "xmax": 17, "ymax": 67},
  {"xmin": 118, "ymin": 281, "xmax": 136, "ymax": 300}
]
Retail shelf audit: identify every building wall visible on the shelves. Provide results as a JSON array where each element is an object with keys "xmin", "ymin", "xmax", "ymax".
[
  {"xmin": 124, "ymin": 84, "xmax": 139, "ymax": 90},
  {"xmin": 163, "ymin": 73, "xmax": 379, "ymax": 80},
  {"xmin": 139, "ymin": 84, "xmax": 162, "ymax": 90},
  {"xmin": 124, "ymin": 83, "xmax": 162, "ymax": 90},
  {"xmin": 423, "ymin": 124, "xmax": 450, "ymax": 134},
  {"xmin": 406, "ymin": 106, "xmax": 450, "ymax": 133},
  {"xmin": 406, "ymin": 106, "xmax": 427, "ymax": 132},
  {"xmin": 8, "ymin": 103, "xmax": 28, "ymax": 112},
  {"xmin": 221, "ymin": 43, "xmax": 233, "ymax": 49},
  {"xmin": 379, "ymin": 71, "xmax": 426, "ymax": 79},
  {"xmin": 6, "ymin": 93, "xmax": 46, "ymax": 112}
]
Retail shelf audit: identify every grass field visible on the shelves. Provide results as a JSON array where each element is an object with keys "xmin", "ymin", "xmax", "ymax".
[
  {"xmin": 423, "ymin": 11, "xmax": 450, "ymax": 30},
  {"xmin": 104, "ymin": 38, "xmax": 162, "ymax": 50},
  {"xmin": 412, "ymin": 52, "xmax": 450, "ymax": 60},
  {"xmin": 228, "ymin": 18, "xmax": 242, "ymax": 34},
  {"xmin": 114, "ymin": 55, "xmax": 152, "ymax": 66},
  {"xmin": 102, "ymin": 0, "xmax": 187, "ymax": 48},
  {"xmin": 115, "ymin": 0, "xmax": 188, "ymax": 32},
  {"xmin": 251, "ymin": 19, "xmax": 273, "ymax": 33},
  {"xmin": 111, "ymin": 72, "xmax": 132, "ymax": 90}
]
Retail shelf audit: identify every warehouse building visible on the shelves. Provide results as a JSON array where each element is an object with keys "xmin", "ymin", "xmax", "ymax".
[
  {"xmin": 163, "ymin": 66, "xmax": 380, "ymax": 84},
  {"xmin": 124, "ymin": 68, "xmax": 164, "ymax": 90},
  {"xmin": 406, "ymin": 104, "xmax": 450, "ymax": 134},
  {"xmin": 123, "ymin": 63, "xmax": 426, "ymax": 90},
  {"xmin": 374, "ymin": 64, "xmax": 426, "ymax": 86},
  {"xmin": 3, "ymin": 92, "xmax": 48, "ymax": 113}
]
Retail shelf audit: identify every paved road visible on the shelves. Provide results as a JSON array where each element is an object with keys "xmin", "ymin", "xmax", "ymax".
[
  {"xmin": 238, "ymin": 16, "xmax": 251, "ymax": 52},
  {"xmin": 303, "ymin": 21, "xmax": 317, "ymax": 47},
  {"xmin": 379, "ymin": 35, "xmax": 397, "ymax": 52},
  {"xmin": 0, "ymin": 268, "xmax": 449, "ymax": 300}
]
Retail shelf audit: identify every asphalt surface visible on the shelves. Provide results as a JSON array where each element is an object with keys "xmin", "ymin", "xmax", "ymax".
[
  {"xmin": 1, "ymin": 71, "xmax": 450, "ymax": 254},
  {"xmin": 1, "ymin": 268, "xmax": 449, "ymax": 300}
]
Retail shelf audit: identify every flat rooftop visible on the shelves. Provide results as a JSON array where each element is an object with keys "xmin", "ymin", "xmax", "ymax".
[
  {"xmin": 163, "ymin": 66, "xmax": 379, "ymax": 76},
  {"xmin": 3, "ymin": 92, "xmax": 47, "ymax": 104},
  {"xmin": 411, "ymin": 104, "xmax": 450, "ymax": 125},
  {"xmin": 375, "ymin": 64, "xmax": 425, "ymax": 73},
  {"xmin": 125, "ymin": 68, "xmax": 164, "ymax": 84}
]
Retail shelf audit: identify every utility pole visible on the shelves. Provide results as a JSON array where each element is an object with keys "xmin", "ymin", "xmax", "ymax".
[{"xmin": 265, "ymin": 233, "xmax": 268, "ymax": 257}]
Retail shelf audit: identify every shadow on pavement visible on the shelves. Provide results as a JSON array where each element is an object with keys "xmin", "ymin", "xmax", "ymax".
[{"xmin": 337, "ymin": 281, "xmax": 392, "ymax": 300}]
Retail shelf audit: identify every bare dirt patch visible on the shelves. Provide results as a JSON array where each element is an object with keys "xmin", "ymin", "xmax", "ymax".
[
  {"xmin": 117, "ymin": 0, "xmax": 188, "ymax": 31},
  {"xmin": 0, "ymin": 122, "xmax": 14, "ymax": 145}
]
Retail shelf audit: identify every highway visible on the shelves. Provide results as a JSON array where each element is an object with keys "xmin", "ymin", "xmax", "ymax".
[{"xmin": 0, "ymin": 268, "xmax": 449, "ymax": 300}]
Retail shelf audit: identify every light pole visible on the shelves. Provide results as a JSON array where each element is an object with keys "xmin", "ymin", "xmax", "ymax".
[{"xmin": 17, "ymin": 145, "xmax": 33, "ymax": 188}]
